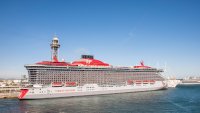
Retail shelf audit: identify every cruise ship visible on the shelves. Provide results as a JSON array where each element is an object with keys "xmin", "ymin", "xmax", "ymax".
[{"xmin": 18, "ymin": 36, "xmax": 167, "ymax": 100}]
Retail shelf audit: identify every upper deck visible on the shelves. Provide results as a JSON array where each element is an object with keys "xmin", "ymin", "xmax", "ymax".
[{"xmin": 25, "ymin": 64, "xmax": 163, "ymax": 72}]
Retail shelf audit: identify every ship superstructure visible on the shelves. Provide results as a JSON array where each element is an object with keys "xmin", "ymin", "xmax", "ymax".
[{"xmin": 19, "ymin": 36, "xmax": 167, "ymax": 100}]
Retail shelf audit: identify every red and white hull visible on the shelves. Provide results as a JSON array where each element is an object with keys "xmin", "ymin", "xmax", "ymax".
[{"xmin": 18, "ymin": 81, "xmax": 167, "ymax": 100}]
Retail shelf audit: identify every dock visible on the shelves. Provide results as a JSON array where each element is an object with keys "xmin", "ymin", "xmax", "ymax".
[{"xmin": 0, "ymin": 86, "xmax": 20, "ymax": 98}]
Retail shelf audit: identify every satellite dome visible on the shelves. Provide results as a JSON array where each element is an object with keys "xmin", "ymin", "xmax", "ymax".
[{"xmin": 53, "ymin": 36, "xmax": 59, "ymax": 40}]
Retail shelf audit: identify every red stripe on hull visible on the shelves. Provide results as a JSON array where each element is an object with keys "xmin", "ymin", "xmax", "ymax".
[{"xmin": 18, "ymin": 89, "xmax": 28, "ymax": 99}]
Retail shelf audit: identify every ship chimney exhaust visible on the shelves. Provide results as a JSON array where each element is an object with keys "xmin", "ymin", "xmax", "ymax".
[{"xmin": 81, "ymin": 55, "xmax": 94, "ymax": 59}]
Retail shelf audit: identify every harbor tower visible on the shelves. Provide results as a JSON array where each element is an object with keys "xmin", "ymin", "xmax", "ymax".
[{"xmin": 51, "ymin": 36, "xmax": 60, "ymax": 62}]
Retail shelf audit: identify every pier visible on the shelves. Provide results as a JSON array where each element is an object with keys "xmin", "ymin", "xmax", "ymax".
[{"xmin": 0, "ymin": 86, "xmax": 20, "ymax": 98}]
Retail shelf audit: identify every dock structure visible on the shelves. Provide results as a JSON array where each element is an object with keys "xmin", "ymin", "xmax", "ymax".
[{"xmin": 0, "ymin": 86, "xmax": 20, "ymax": 98}]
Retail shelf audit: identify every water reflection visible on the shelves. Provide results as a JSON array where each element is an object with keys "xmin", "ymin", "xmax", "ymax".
[{"xmin": 18, "ymin": 90, "xmax": 170, "ymax": 113}]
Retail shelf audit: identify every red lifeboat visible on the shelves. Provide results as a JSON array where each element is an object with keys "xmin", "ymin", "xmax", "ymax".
[
  {"xmin": 65, "ymin": 82, "xmax": 77, "ymax": 87},
  {"xmin": 72, "ymin": 55, "xmax": 109, "ymax": 67},
  {"xmin": 134, "ymin": 61, "xmax": 151, "ymax": 69},
  {"xmin": 52, "ymin": 82, "xmax": 63, "ymax": 87},
  {"xmin": 127, "ymin": 80, "xmax": 134, "ymax": 85}
]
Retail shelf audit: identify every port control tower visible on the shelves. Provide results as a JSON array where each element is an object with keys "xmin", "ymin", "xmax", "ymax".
[{"xmin": 51, "ymin": 36, "xmax": 60, "ymax": 62}]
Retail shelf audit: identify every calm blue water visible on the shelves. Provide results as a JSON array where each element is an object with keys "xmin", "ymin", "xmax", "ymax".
[{"xmin": 1, "ymin": 85, "xmax": 200, "ymax": 113}]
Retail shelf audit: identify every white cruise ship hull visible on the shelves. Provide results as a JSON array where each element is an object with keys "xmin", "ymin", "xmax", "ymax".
[{"xmin": 19, "ymin": 81, "xmax": 167, "ymax": 100}]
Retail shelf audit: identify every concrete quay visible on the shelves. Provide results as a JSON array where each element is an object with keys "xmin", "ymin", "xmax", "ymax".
[{"xmin": 0, "ymin": 92, "xmax": 19, "ymax": 99}]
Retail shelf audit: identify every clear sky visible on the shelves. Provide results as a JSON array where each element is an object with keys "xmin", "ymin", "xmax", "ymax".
[{"xmin": 0, "ymin": 0, "xmax": 200, "ymax": 79}]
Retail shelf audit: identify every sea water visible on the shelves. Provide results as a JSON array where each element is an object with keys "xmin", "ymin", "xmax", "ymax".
[{"xmin": 0, "ymin": 85, "xmax": 200, "ymax": 113}]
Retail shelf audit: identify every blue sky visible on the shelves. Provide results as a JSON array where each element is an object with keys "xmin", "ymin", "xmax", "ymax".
[{"xmin": 0, "ymin": 0, "xmax": 200, "ymax": 78}]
